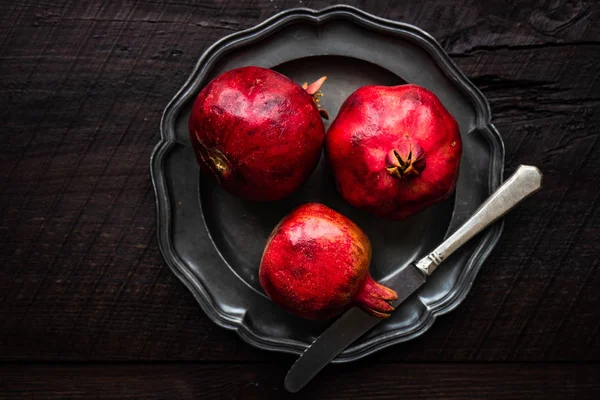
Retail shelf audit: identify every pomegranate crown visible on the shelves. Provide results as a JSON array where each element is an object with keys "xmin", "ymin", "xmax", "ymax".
[
  {"xmin": 385, "ymin": 140, "xmax": 426, "ymax": 179},
  {"xmin": 301, "ymin": 77, "xmax": 329, "ymax": 120}
]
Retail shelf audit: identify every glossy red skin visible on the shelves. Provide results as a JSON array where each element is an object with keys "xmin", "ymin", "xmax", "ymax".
[
  {"xmin": 188, "ymin": 66, "xmax": 325, "ymax": 201},
  {"xmin": 326, "ymin": 84, "xmax": 462, "ymax": 220},
  {"xmin": 259, "ymin": 203, "xmax": 397, "ymax": 321}
]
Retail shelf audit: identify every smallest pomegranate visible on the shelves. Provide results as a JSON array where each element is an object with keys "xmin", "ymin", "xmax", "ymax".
[{"xmin": 259, "ymin": 203, "xmax": 397, "ymax": 320}]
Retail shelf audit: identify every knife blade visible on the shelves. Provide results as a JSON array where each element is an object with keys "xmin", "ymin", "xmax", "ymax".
[
  {"xmin": 284, "ymin": 165, "xmax": 543, "ymax": 393},
  {"xmin": 284, "ymin": 263, "xmax": 425, "ymax": 393}
]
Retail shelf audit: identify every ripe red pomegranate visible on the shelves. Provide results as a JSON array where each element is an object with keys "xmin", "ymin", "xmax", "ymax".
[
  {"xmin": 259, "ymin": 203, "xmax": 398, "ymax": 320},
  {"xmin": 188, "ymin": 66, "xmax": 328, "ymax": 201},
  {"xmin": 326, "ymin": 84, "xmax": 462, "ymax": 220}
]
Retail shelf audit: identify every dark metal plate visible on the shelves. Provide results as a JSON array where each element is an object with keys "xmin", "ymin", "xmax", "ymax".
[{"xmin": 150, "ymin": 5, "xmax": 505, "ymax": 362}]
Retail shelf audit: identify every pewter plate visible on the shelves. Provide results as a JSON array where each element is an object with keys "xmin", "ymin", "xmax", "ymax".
[{"xmin": 150, "ymin": 5, "xmax": 505, "ymax": 362}]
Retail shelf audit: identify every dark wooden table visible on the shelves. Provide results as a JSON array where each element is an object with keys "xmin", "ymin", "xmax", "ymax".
[{"xmin": 1, "ymin": 0, "xmax": 599, "ymax": 398}]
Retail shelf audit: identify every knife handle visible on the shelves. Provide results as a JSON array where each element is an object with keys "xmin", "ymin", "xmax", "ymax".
[{"xmin": 415, "ymin": 165, "xmax": 543, "ymax": 275}]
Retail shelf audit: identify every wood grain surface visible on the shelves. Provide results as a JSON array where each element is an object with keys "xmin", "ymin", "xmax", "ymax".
[
  {"xmin": 1, "ymin": 363, "xmax": 599, "ymax": 400},
  {"xmin": 1, "ymin": 0, "xmax": 599, "ymax": 398}
]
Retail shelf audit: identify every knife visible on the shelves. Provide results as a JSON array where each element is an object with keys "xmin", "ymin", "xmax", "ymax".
[{"xmin": 284, "ymin": 165, "xmax": 543, "ymax": 392}]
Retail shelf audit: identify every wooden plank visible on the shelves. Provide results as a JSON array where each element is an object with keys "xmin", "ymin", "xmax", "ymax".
[
  {"xmin": 0, "ymin": 0, "xmax": 599, "ymax": 363},
  {"xmin": 1, "ymin": 363, "xmax": 599, "ymax": 399}
]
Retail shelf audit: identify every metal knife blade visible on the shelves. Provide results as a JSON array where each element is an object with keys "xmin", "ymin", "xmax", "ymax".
[
  {"xmin": 284, "ymin": 165, "xmax": 543, "ymax": 393},
  {"xmin": 284, "ymin": 263, "xmax": 426, "ymax": 393}
]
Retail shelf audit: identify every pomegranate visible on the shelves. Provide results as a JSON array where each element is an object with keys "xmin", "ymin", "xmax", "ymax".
[
  {"xmin": 188, "ymin": 66, "xmax": 328, "ymax": 201},
  {"xmin": 326, "ymin": 84, "xmax": 462, "ymax": 220},
  {"xmin": 259, "ymin": 203, "xmax": 398, "ymax": 320}
]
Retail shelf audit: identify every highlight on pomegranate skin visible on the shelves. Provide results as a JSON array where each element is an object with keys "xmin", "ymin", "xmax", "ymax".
[
  {"xmin": 326, "ymin": 84, "xmax": 462, "ymax": 220},
  {"xmin": 259, "ymin": 203, "xmax": 398, "ymax": 320},
  {"xmin": 188, "ymin": 66, "xmax": 327, "ymax": 202}
]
